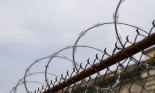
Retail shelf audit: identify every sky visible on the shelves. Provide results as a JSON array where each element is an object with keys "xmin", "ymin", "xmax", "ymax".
[{"xmin": 0, "ymin": 0, "xmax": 155, "ymax": 93}]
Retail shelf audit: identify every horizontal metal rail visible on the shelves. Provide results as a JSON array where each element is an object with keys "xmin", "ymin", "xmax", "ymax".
[{"xmin": 43, "ymin": 32, "xmax": 155, "ymax": 93}]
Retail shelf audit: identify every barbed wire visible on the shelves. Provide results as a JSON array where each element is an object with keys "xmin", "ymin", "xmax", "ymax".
[{"xmin": 11, "ymin": 0, "xmax": 155, "ymax": 93}]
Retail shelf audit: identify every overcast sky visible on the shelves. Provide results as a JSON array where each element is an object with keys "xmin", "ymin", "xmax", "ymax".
[{"xmin": 0, "ymin": 0, "xmax": 155, "ymax": 93}]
